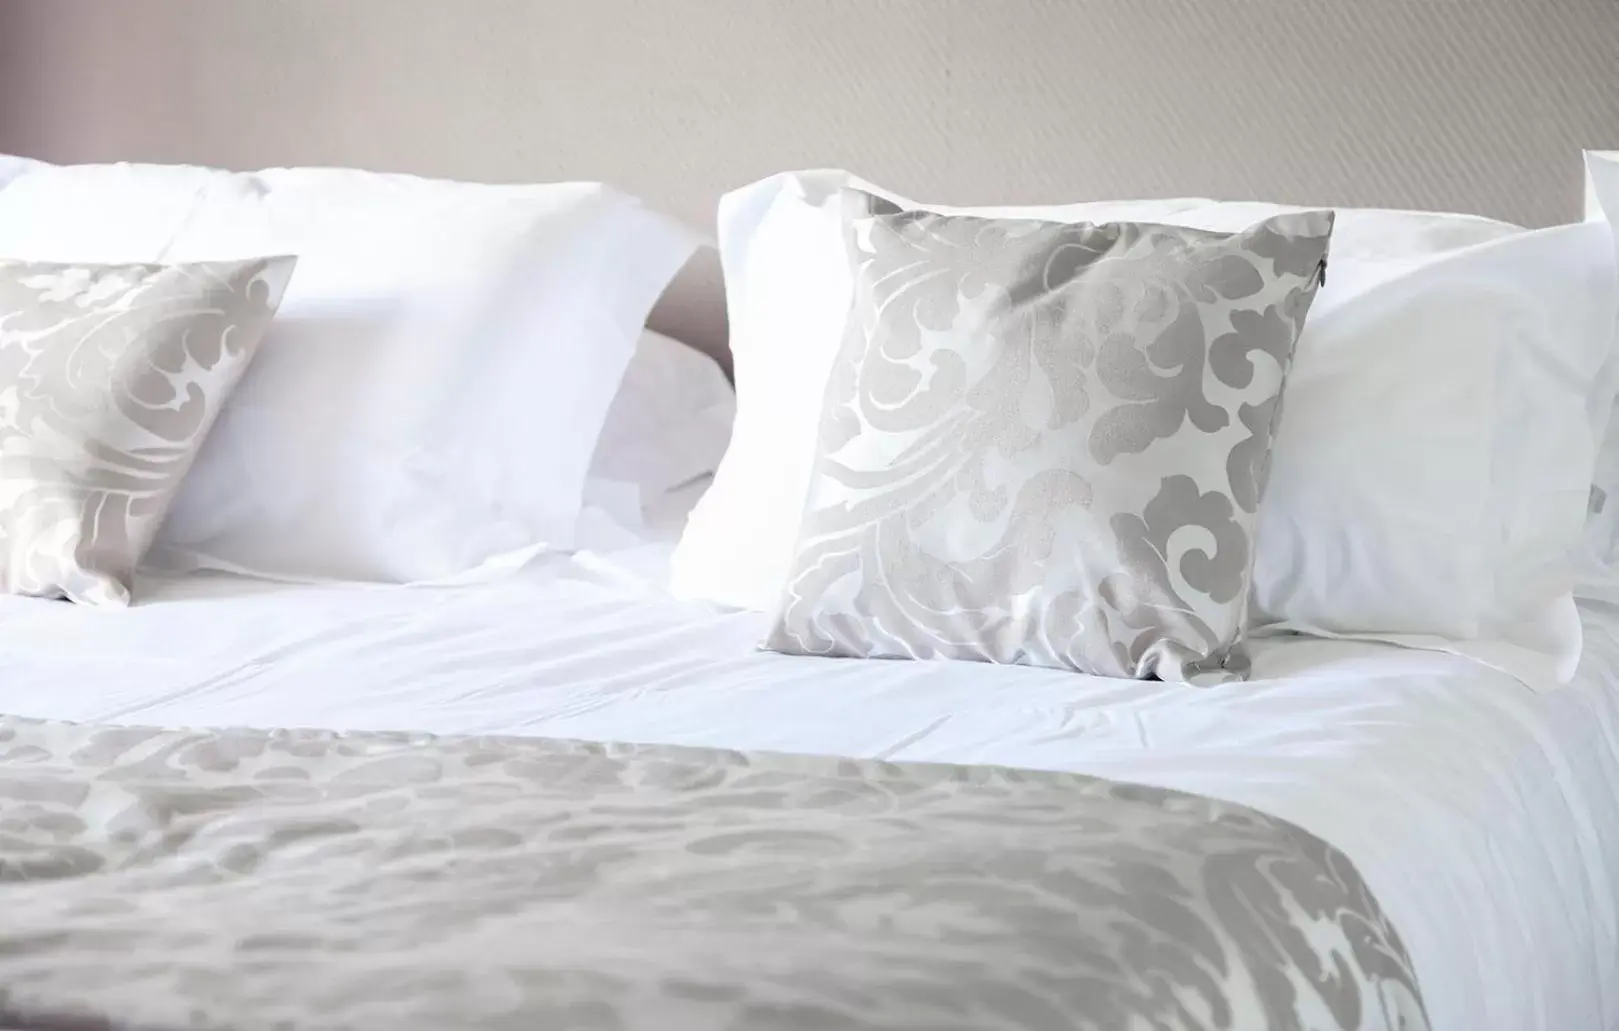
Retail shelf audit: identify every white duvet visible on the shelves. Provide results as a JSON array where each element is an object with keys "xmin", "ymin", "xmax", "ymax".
[{"xmin": 0, "ymin": 523, "xmax": 1615, "ymax": 1031}]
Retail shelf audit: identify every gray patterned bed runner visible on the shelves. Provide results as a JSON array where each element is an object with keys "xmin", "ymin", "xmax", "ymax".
[{"xmin": 0, "ymin": 716, "xmax": 1426, "ymax": 1031}]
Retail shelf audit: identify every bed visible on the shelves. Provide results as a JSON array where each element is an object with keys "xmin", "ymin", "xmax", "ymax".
[
  {"xmin": 1, "ymin": 487, "xmax": 1617, "ymax": 1030},
  {"xmin": 4, "ymin": 3, "xmax": 1619, "ymax": 1030}
]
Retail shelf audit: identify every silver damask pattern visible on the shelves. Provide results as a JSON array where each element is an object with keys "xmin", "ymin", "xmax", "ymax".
[
  {"xmin": 767, "ymin": 194, "xmax": 1332, "ymax": 680},
  {"xmin": 0, "ymin": 715, "xmax": 1426, "ymax": 1031},
  {"xmin": 0, "ymin": 258, "xmax": 295, "ymax": 605}
]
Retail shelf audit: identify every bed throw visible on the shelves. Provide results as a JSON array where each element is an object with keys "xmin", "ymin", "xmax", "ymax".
[{"xmin": 0, "ymin": 715, "xmax": 1427, "ymax": 1031}]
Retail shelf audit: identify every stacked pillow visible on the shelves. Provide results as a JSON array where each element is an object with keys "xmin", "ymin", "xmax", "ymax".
[
  {"xmin": 0, "ymin": 159, "xmax": 704, "ymax": 590},
  {"xmin": 594, "ymin": 328, "xmax": 736, "ymax": 507},
  {"xmin": 674, "ymin": 168, "xmax": 1619, "ymax": 689}
]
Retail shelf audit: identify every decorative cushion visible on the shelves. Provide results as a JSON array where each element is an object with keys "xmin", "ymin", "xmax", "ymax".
[
  {"xmin": 764, "ymin": 193, "xmax": 1332, "ymax": 681},
  {"xmin": 0, "ymin": 257, "xmax": 295, "ymax": 604}
]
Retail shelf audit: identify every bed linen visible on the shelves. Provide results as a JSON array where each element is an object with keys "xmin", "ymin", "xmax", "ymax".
[
  {"xmin": 0, "ymin": 529, "xmax": 1615, "ymax": 1031},
  {"xmin": 0, "ymin": 716, "xmax": 1422, "ymax": 1031}
]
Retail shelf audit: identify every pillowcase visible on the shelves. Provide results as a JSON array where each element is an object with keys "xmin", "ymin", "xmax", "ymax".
[
  {"xmin": 764, "ymin": 193, "xmax": 1333, "ymax": 680},
  {"xmin": 590, "ymin": 329, "xmax": 735, "ymax": 506},
  {"xmin": 1587, "ymin": 152, "xmax": 1618, "ymax": 223},
  {"xmin": 1574, "ymin": 151, "xmax": 1619, "ymax": 600},
  {"xmin": 0, "ymin": 257, "xmax": 295, "ymax": 604},
  {"xmin": 675, "ymin": 168, "xmax": 1618, "ymax": 690},
  {"xmin": 0, "ymin": 159, "xmax": 701, "ymax": 583},
  {"xmin": 0, "ymin": 154, "xmax": 44, "ymax": 190},
  {"xmin": 1245, "ymin": 219, "xmax": 1615, "ymax": 689}
]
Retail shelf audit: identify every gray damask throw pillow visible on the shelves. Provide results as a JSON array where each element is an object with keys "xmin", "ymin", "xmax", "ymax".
[
  {"xmin": 0, "ymin": 257, "xmax": 295, "ymax": 605},
  {"xmin": 765, "ymin": 193, "xmax": 1333, "ymax": 681}
]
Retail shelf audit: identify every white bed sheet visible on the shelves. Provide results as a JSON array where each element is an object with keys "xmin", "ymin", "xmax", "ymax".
[{"xmin": 0, "ymin": 521, "xmax": 1615, "ymax": 1031}]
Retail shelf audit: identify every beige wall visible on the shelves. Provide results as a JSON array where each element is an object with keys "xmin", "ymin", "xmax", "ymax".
[
  {"xmin": 1, "ymin": 3, "xmax": 193, "ymax": 160},
  {"xmin": 4, "ymin": 0, "xmax": 1618, "ymax": 353}
]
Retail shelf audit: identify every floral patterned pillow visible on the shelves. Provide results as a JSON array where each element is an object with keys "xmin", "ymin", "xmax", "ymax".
[
  {"xmin": 0, "ymin": 257, "xmax": 295, "ymax": 604},
  {"xmin": 765, "ymin": 193, "xmax": 1332, "ymax": 681}
]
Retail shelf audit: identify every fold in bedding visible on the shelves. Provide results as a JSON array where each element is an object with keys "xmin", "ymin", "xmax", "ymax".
[{"xmin": 0, "ymin": 715, "xmax": 1425, "ymax": 1031}]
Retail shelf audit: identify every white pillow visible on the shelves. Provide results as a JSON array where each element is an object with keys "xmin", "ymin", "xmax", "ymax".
[
  {"xmin": 0, "ymin": 160, "xmax": 700, "ymax": 583},
  {"xmin": 590, "ymin": 329, "xmax": 735, "ymax": 506},
  {"xmin": 1248, "ymin": 219, "xmax": 1616, "ymax": 688},
  {"xmin": 1587, "ymin": 151, "xmax": 1618, "ymax": 223},
  {"xmin": 0, "ymin": 154, "xmax": 45, "ymax": 190},
  {"xmin": 1575, "ymin": 151, "xmax": 1619, "ymax": 601},
  {"xmin": 672, "ymin": 169, "xmax": 1617, "ymax": 689}
]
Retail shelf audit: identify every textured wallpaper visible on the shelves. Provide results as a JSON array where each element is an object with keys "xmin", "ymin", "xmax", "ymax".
[{"xmin": 3, "ymin": 0, "xmax": 1616, "ymax": 355}]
